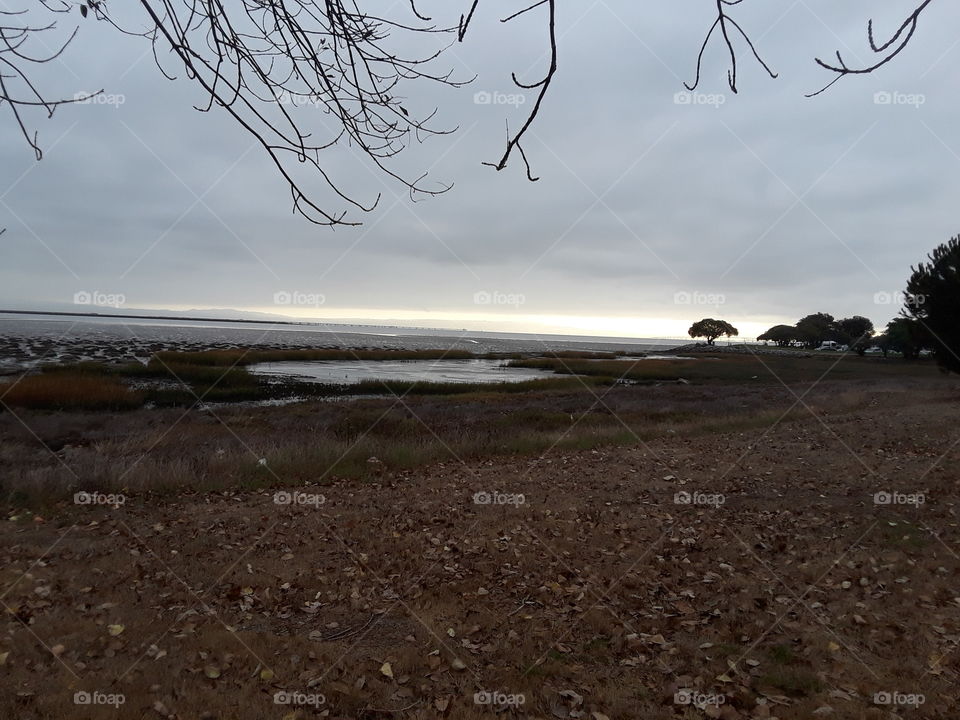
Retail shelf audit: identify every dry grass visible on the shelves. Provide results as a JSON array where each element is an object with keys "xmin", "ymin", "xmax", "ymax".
[
  {"xmin": 0, "ymin": 373, "xmax": 142, "ymax": 411},
  {"xmin": 509, "ymin": 352, "xmax": 941, "ymax": 384},
  {"xmin": 0, "ymin": 379, "xmax": 886, "ymax": 509},
  {"xmin": 1, "ymin": 386, "xmax": 958, "ymax": 719}
]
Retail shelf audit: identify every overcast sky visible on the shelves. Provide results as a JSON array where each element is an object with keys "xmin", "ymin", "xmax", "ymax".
[{"xmin": 2, "ymin": 1, "xmax": 958, "ymax": 340}]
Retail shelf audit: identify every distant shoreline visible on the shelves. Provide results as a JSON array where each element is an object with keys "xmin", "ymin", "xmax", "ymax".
[
  {"xmin": 0, "ymin": 309, "xmax": 680, "ymax": 345},
  {"xmin": 0, "ymin": 309, "xmax": 315, "ymax": 327}
]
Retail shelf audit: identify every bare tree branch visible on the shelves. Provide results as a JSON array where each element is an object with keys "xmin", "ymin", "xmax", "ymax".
[
  {"xmin": 685, "ymin": 0, "xmax": 777, "ymax": 94},
  {"xmin": 808, "ymin": 0, "xmax": 937, "ymax": 97},
  {"xmin": 0, "ymin": 2, "xmax": 100, "ymax": 160},
  {"xmin": 0, "ymin": 1, "xmax": 944, "ymax": 226}
]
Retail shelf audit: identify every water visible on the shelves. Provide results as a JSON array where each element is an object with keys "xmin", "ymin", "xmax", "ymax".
[
  {"xmin": 0, "ymin": 312, "xmax": 684, "ymax": 370},
  {"xmin": 250, "ymin": 359, "xmax": 558, "ymax": 385}
]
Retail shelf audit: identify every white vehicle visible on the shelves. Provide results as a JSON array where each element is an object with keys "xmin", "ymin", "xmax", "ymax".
[{"xmin": 817, "ymin": 341, "xmax": 842, "ymax": 351}]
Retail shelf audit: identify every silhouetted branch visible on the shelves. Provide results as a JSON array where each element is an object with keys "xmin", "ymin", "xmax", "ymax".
[
  {"xmin": 458, "ymin": 0, "xmax": 555, "ymax": 181},
  {"xmin": 112, "ymin": 0, "xmax": 469, "ymax": 226},
  {"xmin": 685, "ymin": 0, "xmax": 777, "ymax": 94},
  {"xmin": 0, "ymin": 2, "xmax": 99, "ymax": 160},
  {"xmin": 0, "ymin": 1, "xmax": 943, "ymax": 224},
  {"xmin": 458, "ymin": 1, "xmax": 480, "ymax": 42},
  {"xmin": 808, "ymin": 1, "xmax": 937, "ymax": 97}
]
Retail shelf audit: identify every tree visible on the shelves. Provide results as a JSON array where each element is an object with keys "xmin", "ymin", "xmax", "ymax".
[
  {"xmin": 904, "ymin": 235, "xmax": 960, "ymax": 373},
  {"xmin": 881, "ymin": 317, "xmax": 928, "ymax": 360},
  {"xmin": 757, "ymin": 324, "xmax": 799, "ymax": 347},
  {"xmin": 688, "ymin": 319, "xmax": 739, "ymax": 346},
  {"xmin": 795, "ymin": 313, "xmax": 835, "ymax": 349},
  {"xmin": 0, "ymin": 1, "xmax": 942, "ymax": 226},
  {"xmin": 835, "ymin": 316, "xmax": 875, "ymax": 355}
]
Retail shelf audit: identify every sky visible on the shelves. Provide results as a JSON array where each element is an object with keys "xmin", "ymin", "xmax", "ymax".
[{"xmin": 1, "ymin": 1, "xmax": 959, "ymax": 341}]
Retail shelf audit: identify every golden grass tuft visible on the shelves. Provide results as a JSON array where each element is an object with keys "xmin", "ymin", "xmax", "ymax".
[{"xmin": 0, "ymin": 373, "xmax": 143, "ymax": 411}]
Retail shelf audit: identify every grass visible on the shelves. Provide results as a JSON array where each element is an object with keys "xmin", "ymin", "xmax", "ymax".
[
  {"xmin": 0, "ymin": 373, "xmax": 143, "ymax": 411},
  {"xmin": 11, "ymin": 349, "xmax": 936, "ymax": 412},
  {"xmin": 757, "ymin": 642, "xmax": 824, "ymax": 697},
  {"xmin": 508, "ymin": 352, "xmax": 939, "ymax": 385},
  {"xmin": 349, "ymin": 375, "xmax": 609, "ymax": 397},
  {"xmin": 14, "ymin": 351, "xmax": 615, "ymax": 410},
  {"xmin": 768, "ymin": 643, "xmax": 796, "ymax": 665},
  {"xmin": 0, "ymin": 377, "xmax": 883, "ymax": 509},
  {"xmin": 759, "ymin": 668, "xmax": 824, "ymax": 697},
  {"xmin": 877, "ymin": 519, "xmax": 930, "ymax": 550}
]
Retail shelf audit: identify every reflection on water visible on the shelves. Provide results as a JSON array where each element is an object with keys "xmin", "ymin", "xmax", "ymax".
[{"xmin": 249, "ymin": 359, "xmax": 558, "ymax": 385}]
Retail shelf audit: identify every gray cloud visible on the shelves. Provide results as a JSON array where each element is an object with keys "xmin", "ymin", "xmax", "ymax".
[{"xmin": 2, "ymin": 1, "xmax": 958, "ymax": 338}]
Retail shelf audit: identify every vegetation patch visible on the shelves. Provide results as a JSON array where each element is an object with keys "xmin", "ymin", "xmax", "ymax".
[{"xmin": 0, "ymin": 372, "xmax": 143, "ymax": 411}]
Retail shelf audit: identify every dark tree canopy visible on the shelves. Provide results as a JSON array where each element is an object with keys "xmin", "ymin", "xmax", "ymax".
[
  {"xmin": 757, "ymin": 324, "xmax": 799, "ymax": 347},
  {"xmin": 688, "ymin": 318, "xmax": 738, "ymax": 345},
  {"xmin": 0, "ymin": 1, "xmax": 943, "ymax": 225},
  {"xmin": 835, "ymin": 316, "xmax": 875, "ymax": 355},
  {"xmin": 904, "ymin": 235, "xmax": 960, "ymax": 373},
  {"xmin": 795, "ymin": 313, "xmax": 836, "ymax": 349},
  {"xmin": 878, "ymin": 317, "xmax": 929, "ymax": 360}
]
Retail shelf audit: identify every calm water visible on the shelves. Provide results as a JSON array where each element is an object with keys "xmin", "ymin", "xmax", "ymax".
[
  {"xmin": 250, "ymin": 359, "xmax": 557, "ymax": 385},
  {"xmin": 0, "ymin": 312, "xmax": 683, "ymax": 369}
]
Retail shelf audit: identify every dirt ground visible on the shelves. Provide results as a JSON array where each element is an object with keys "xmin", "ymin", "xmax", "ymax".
[{"xmin": 1, "ymin": 378, "xmax": 959, "ymax": 719}]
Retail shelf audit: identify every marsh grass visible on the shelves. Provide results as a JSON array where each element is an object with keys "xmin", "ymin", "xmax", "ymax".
[
  {"xmin": 27, "ymin": 352, "xmax": 611, "ymax": 409},
  {"xmin": 0, "ymin": 380, "xmax": 878, "ymax": 509},
  {"xmin": 0, "ymin": 373, "xmax": 143, "ymax": 411},
  {"xmin": 508, "ymin": 353, "xmax": 939, "ymax": 384}
]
